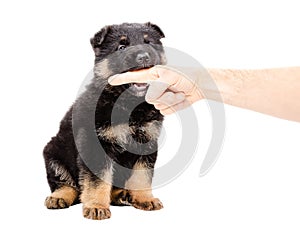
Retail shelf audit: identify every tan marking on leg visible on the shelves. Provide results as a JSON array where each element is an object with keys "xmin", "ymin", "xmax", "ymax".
[
  {"xmin": 45, "ymin": 186, "xmax": 78, "ymax": 209},
  {"xmin": 125, "ymin": 161, "xmax": 152, "ymax": 191},
  {"xmin": 80, "ymin": 179, "xmax": 112, "ymax": 207},
  {"xmin": 110, "ymin": 187, "xmax": 130, "ymax": 205},
  {"xmin": 125, "ymin": 162, "xmax": 163, "ymax": 211},
  {"xmin": 80, "ymin": 168, "xmax": 113, "ymax": 220}
]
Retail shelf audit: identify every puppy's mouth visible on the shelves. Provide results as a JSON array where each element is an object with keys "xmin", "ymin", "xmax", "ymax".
[
  {"xmin": 131, "ymin": 82, "xmax": 149, "ymax": 91},
  {"xmin": 126, "ymin": 65, "xmax": 153, "ymax": 94}
]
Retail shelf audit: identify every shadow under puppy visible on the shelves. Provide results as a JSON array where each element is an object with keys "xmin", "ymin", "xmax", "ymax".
[{"xmin": 43, "ymin": 22, "xmax": 166, "ymax": 220}]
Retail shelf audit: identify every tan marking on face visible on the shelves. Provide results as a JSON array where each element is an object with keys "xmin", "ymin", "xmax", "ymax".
[
  {"xmin": 120, "ymin": 35, "xmax": 127, "ymax": 40},
  {"xmin": 144, "ymin": 34, "xmax": 149, "ymax": 39},
  {"xmin": 94, "ymin": 59, "xmax": 111, "ymax": 78},
  {"xmin": 159, "ymin": 52, "xmax": 167, "ymax": 65},
  {"xmin": 80, "ymin": 167, "xmax": 113, "ymax": 208},
  {"xmin": 49, "ymin": 186, "xmax": 78, "ymax": 206}
]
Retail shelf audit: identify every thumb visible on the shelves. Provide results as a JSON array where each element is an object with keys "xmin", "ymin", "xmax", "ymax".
[{"xmin": 145, "ymin": 81, "xmax": 170, "ymax": 102}]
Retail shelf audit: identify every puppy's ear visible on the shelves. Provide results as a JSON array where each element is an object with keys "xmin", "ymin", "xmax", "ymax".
[
  {"xmin": 145, "ymin": 22, "xmax": 165, "ymax": 39},
  {"xmin": 90, "ymin": 26, "xmax": 110, "ymax": 56}
]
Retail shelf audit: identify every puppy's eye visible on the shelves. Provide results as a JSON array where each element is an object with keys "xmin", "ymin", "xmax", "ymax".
[
  {"xmin": 144, "ymin": 39, "xmax": 150, "ymax": 44},
  {"xmin": 118, "ymin": 45, "xmax": 126, "ymax": 51}
]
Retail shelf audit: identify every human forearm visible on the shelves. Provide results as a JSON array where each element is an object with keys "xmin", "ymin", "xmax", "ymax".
[{"xmin": 205, "ymin": 67, "xmax": 300, "ymax": 122}]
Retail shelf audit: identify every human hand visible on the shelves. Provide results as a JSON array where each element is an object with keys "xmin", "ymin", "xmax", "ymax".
[{"xmin": 108, "ymin": 65, "xmax": 203, "ymax": 115}]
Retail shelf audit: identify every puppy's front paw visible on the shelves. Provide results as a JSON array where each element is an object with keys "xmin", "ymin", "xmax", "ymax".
[
  {"xmin": 131, "ymin": 197, "xmax": 163, "ymax": 211},
  {"xmin": 83, "ymin": 206, "xmax": 111, "ymax": 220},
  {"xmin": 45, "ymin": 196, "xmax": 69, "ymax": 209}
]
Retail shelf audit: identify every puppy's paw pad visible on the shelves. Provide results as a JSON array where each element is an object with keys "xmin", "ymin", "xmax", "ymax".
[
  {"xmin": 45, "ymin": 196, "xmax": 68, "ymax": 209},
  {"xmin": 83, "ymin": 206, "xmax": 111, "ymax": 220},
  {"xmin": 132, "ymin": 198, "xmax": 163, "ymax": 211}
]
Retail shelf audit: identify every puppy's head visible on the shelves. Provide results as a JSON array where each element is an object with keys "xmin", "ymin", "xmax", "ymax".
[{"xmin": 91, "ymin": 22, "xmax": 166, "ymax": 96}]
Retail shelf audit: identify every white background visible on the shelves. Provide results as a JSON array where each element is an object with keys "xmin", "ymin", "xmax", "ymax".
[{"xmin": 1, "ymin": 0, "xmax": 300, "ymax": 233}]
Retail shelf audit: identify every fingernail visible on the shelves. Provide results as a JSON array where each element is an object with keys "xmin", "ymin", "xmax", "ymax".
[{"xmin": 108, "ymin": 74, "xmax": 118, "ymax": 84}]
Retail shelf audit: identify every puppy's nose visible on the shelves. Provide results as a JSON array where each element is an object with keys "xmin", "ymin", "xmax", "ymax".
[{"xmin": 136, "ymin": 52, "xmax": 150, "ymax": 64}]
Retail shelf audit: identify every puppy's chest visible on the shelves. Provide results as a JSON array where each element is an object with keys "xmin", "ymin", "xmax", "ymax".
[{"xmin": 97, "ymin": 120, "xmax": 162, "ymax": 147}]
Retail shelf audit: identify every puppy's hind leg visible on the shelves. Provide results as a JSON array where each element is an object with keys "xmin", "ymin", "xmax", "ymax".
[
  {"xmin": 43, "ymin": 136, "xmax": 79, "ymax": 209},
  {"xmin": 110, "ymin": 187, "xmax": 130, "ymax": 206},
  {"xmin": 43, "ymin": 157, "xmax": 79, "ymax": 209},
  {"xmin": 45, "ymin": 186, "xmax": 79, "ymax": 209}
]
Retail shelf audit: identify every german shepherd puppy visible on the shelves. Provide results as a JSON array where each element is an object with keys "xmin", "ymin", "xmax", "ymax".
[{"xmin": 43, "ymin": 22, "xmax": 166, "ymax": 220}]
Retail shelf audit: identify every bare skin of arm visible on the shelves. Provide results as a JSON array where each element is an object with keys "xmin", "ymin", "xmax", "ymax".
[
  {"xmin": 206, "ymin": 67, "xmax": 300, "ymax": 122},
  {"xmin": 108, "ymin": 66, "xmax": 300, "ymax": 122}
]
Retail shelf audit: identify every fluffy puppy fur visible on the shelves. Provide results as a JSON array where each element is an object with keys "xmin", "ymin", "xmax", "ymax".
[{"xmin": 43, "ymin": 22, "xmax": 166, "ymax": 220}]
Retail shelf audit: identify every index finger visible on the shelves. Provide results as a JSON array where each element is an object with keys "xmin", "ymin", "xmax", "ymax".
[{"xmin": 108, "ymin": 68, "xmax": 159, "ymax": 85}]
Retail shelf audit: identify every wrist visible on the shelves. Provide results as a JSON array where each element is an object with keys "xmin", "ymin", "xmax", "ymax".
[{"xmin": 203, "ymin": 68, "xmax": 244, "ymax": 105}]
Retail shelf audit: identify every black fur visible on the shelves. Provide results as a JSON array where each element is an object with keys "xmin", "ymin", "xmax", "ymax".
[{"xmin": 43, "ymin": 23, "xmax": 166, "ymax": 213}]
